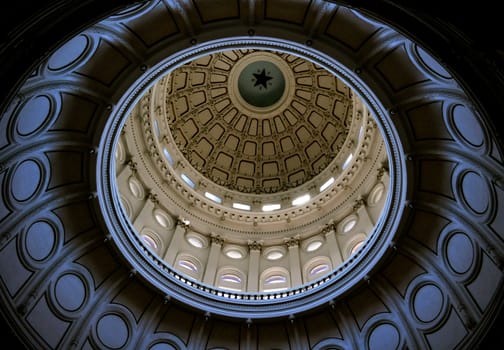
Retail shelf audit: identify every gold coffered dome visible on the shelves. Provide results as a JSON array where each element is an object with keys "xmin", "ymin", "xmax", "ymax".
[{"xmin": 162, "ymin": 49, "xmax": 353, "ymax": 194}]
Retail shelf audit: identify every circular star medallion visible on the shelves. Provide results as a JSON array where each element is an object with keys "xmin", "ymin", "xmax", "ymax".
[
  {"xmin": 238, "ymin": 60, "xmax": 285, "ymax": 107},
  {"xmin": 229, "ymin": 51, "xmax": 294, "ymax": 116}
]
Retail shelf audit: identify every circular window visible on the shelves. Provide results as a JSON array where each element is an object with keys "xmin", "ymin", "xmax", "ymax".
[
  {"xmin": 264, "ymin": 247, "xmax": 286, "ymax": 261},
  {"xmin": 153, "ymin": 209, "xmax": 173, "ymax": 228},
  {"xmin": 223, "ymin": 245, "xmax": 247, "ymax": 260},
  {"xmin": 128, "ymin": 176, "xmax": 144, "ymax": 199},
  {"xmin": 186, "ymin": 232, "xmax": 207, "ymax": 248},
  {"xmin": 306, "ymin": 241, "xmax": 323, "ymax": 252},
  {"xmin": 303, "ymin": 236, "xmax": 324, "ymax": 253},
  {"xmin": 340, "ymin": 215, "xmax": 358, "ymax": 233}
]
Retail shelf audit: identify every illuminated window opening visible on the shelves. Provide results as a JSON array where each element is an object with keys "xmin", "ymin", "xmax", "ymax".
[
  {"xmin": 181, "ymin": 173, "xmax": 195, "ymax": 188},
  {"xmin": 351, "ymin": 241, "xmax": 364, "ymax": 255},
  {"xmin": 265, "ymin": 275, "xmax": 287, "ymax": 284},
  {"xmin": 292, "ymin": 194, "xmax": 310, "ymax": 206},
  {"xmin": 217, "ymin": 269, "xmax": 245, "ymax": 292},
  {"xmin": 306, "ymin": 240, "xmax": 322, "ymax": 252},
  {"xmin": 266, "ymin": 251, "xmax": 284, "ymax": 260},
  {"xmin": 205, "ymin": 191, "xmax": 222, "ymax": 204},
  {"xmin": 320, "ymin": 177, "xmax": 334, "ymax": 192},
  {"xmin": 163, "ymin": 147, "xmax": 173, "ymax": 164},
  {"xmin": 141, "ymin": 234, "xmax": 158, "ymax": 251},
  {"xmin": 343, "ymin": 219, "xmax": 357, "ymax": 233},
  {"xmin": 232, "ymin": 202, "xmax": 251, "ymax": 211},
  {"xmin": 220, "ymin": 274, "xmax": 242, "ymax": 284},
  {"xmin": 342, "ymin": 153, "xmax": 353, "ymax": 170},
  {"xmin": 187, "ymin": 236, "xmax": 203, "ymax": 248},
  {"xmin": 153, "ymin": 119, "xmax": 160, "ymax": 138},
  {"xmin": 262, "ymin": 203, "xmax": 281, "ymax": 212},
  {"xmin": 226, "ymin": 250, "xmax": 243, "ymax": 259},
  {"xmin": 154, "ymin": 209, "xmax": 171, "ymax": 228},
  {"xmin": 178, "ymin": 260, "xmax": 198, "ymax": 272},
  {"xmin": 263, "ymin": 274, "xmax": 289, "ymax": 292},
  {"xmin": 128, "ymin": 177, "xmax": 143, "ymax": 198},
  {"xmin": 261, "ymin": 267, "xmax": 290, "ymax": 292},
  {"xmin": 309, "ymin": 264, "xmax": 330, "ymax": 276},
  {"xmin": 304, "ymin": 257, "xmax": 332, "ymax": 282}
]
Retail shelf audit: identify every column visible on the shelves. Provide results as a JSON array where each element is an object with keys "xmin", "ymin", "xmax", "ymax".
[
  {"xmin": 324, "ymin": 227, "xmax": 343, "ymax": 268},
  {"xmin": 203, "ymin": 235, "xmax": 223, "ymax": 285},
  {"xmin": 247, "ymin": 241, "xmax": 262, "ymax": 292},
  {"xmin": 353, "ymin": 197, "xmax": 374, "ymax": 237},
  {"xmin": 116, "ymin": 159, "xmax": 135, "ymax": 186},
  {"xmin": 132, "ymin": 194, "xmax": 156, "ymax": 229},
  {"xmin": 163, "ymin": 218, "xmax": 188, "ymax": 266},
  {"xmin": 285, "ymin": 237, "xmax": 302, "ymax": 286}
]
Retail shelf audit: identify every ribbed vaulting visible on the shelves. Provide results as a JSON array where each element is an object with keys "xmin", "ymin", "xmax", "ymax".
[{"xmin": 0, "ymin": 1, "xmax": 502, "ymax": 349}]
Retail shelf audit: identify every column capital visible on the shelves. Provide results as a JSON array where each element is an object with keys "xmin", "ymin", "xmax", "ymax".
[
  {"xmin": 284, "ymin": 236, "xmax": 300, "ymax": 248},
  {"xmin": 353, "ymin": 196, "xmax": 367, "ymax": 211},
  {"xmin": 321, "ymin": 221, "xmax": 336, "ymax": 235},
  {"xmin": 148, "ymin": 191, "xmax": 159, "ymax": 204},
  {"xmin": 248, "ymin": 240, "xmax": 263, "ymax": 252},
  {"xmin": 176, "ymin": 217, "xmax": 190, "ymax": 232},
  {"xmin": 210, "ymin": 234, "xmax": 224, "ymax": 246},
  {"xmin": 127, "ymin": 159, "xmax": 137, "ymax": 172},
  {"xmin": 376, "ymin": 162, "xmax": 389, "ymax": 180}
]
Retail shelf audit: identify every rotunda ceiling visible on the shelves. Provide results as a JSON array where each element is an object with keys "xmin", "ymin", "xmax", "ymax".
[
  {"xmin": 1, "ymin": 0, "xmax": 503, "ymax": 347},
  {"xmin": 162, "ymin": 49, "xmax": 353, "ymax": 194},
  {"xmin": 114, "ymin": 46, "xmax": 389, "ymax": 294}
]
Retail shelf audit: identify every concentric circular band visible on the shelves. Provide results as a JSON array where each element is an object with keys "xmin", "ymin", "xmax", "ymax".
[{"xmin": 97, "ymin": 37, "xmax": 404, "ymax": 319}]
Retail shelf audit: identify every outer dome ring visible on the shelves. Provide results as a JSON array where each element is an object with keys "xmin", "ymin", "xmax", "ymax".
[{"xmin": 97, "ymin": 37, "xmax": 405, "ymax": 319}]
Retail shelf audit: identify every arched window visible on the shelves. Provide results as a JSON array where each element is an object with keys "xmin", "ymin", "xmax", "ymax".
[
  {"xmin": 141, "ymin": 234, "xmax": 158, "ymax": 251},
  {"xmin": 310, "ymin": 264, "xmax": 330, "ymax": 276},
  {"xmin": 216, "ymin": 268, "xmax": 245, "ymax": 292},
  {"xmin": 342, "ymin": 234, "xmax": 368, "ymax": 260},
  {"xmin": 178, "ymin": 260, "xmax": 197, "ymax": 272},
  {"xmin": 304, "ymin": 257, "xmax": 332, "ymax": 282},
  {"xmin": 119, "ymin": 195, "xmax": 132, "ymax": 218},
  {"xmin": 139, "ymin": 229, "xmax": 163, "ymax": 254},
  {"xmin": 260, "ymin": 267, "xmax": 290, "ymax": 292},
  {"xmin": 351, "ymin": 240, "xmax": 364, "ymax": 255},
  {"xmin": 174, "ymin": 254, "xmax": 202, "ymax": 280}
]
